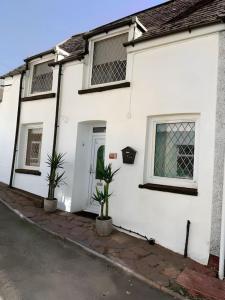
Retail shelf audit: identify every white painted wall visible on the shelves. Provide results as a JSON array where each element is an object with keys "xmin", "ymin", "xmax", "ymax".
[
  {"xmin": 13, "ymin": 99, "xmax": 56, "ymax": 197},
  {"xmin": 0, "ymin": 30, "xmax": 219, "ymax": 265},
  {"xmin": 0, "ymin": 75, "xmax": 20, "ymax": 184},
  {"xmin": 56, "ymin": 33, "xmax": 219, "ymax": 264}
]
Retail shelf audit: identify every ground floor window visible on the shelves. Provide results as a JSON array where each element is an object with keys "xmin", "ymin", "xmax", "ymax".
[
  {"xmin": 145, "ymin": 115, "xmax": 199, "ymax": 188},
  {"xmin": 19, "ymin": 124, "xmax": 43, "ymax": 169},
  {"xmin": 25, "ymin": 128, "xmax": 43, "ymax": 167}
]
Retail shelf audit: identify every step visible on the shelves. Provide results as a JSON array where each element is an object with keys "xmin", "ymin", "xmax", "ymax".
[{"xmin": 176, "ymin": 268, "xmax": 225, "ymax": 300}]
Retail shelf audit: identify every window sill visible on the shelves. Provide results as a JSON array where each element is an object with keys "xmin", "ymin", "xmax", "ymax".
[
  {"xmin": 78, "ymin": 82, "xmax": 130, "ymax": 94},
  {"xmin": 139, "ymin": 183, "xmax": 198, "ymax": 196},
  {"xmin": 15, "ymin": 169, "xmax": 41, "ymax": 176},
  {"xmin": 21, "ymin": 92, "xmax": 56, "ymax": 102}
]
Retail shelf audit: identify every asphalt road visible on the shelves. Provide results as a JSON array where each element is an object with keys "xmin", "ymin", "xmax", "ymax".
[{"xmin": 0, "ymin": 202, "xmax": 175, "ymax": 300}]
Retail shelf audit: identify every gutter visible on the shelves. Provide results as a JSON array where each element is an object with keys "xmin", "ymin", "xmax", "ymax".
[
  {"xmin": 83, "ymin": 17, "xmax": 137, "ymax": 40},
  {"xmin": 24, "ymin": 48, "xmax": 55, "ymax": 63},
  {"xmin": 124, "ymin": 18, "xmax": 225, "ymax": 48},
  {"xmin": 9, "ymin": 71, "xmax": 25, "ymax": 187},
  {"xmin": 49, "ymin": 53, "xmax": 85, "ymax": 67},
  {"xmin": 48, "ymin": 64, "xmax": 63, "ymax": 197}
]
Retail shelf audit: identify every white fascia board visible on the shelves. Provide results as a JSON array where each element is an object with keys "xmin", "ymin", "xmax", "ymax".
[{"xmin": 55, "ymin": 45, "xmax": 70, "ymax": 57}]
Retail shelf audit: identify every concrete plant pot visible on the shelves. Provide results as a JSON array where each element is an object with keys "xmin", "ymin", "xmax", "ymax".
[
  {"xmin": 44, "ymin": 198, "xmax": 57, "ymax": 213},
  {"xmin": 96, "ymin": 217, "xmax": 113, "ymax": 236}
]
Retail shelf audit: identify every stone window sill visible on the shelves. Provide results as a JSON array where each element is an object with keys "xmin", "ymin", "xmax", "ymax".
[
  {"xmin": 15, "ymin": 169, "xmax": 41, "ymax": 176},
  {"xmin": 21, "ymin": 93, "xmax": 56, "ymax": 102},
  {"xmin": 78, "ymin": 82, "xmax": 130, "ymax": 94},
  {"xmin": 139, "ymin": 183, "xmax": 198, "ymax": 196}
]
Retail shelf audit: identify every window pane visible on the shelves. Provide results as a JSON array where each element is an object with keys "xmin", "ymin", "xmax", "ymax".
[
  {"xmin": 154, "ymin": 122, "xmax": 195, "ymax": 179},
  {"xmin": 91, "ymin": 33, "xmax": 128, "ymax": 85},
  {"xmin": 26, "ymin": 128, "xmax": 43, "ymax": 167},
  {"xmin": 31, "ymin": 61, "xmax": 54, "ymax": 94},
  {"xmin": 96, "ymin": 145, "xmax": 105, "ymax": 179}
]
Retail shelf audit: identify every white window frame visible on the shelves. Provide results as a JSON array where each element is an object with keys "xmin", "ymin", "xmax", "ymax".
[
  {"xmin": 27, "ymin": 57, "xmax": 54, "ymax": 96},
  {"xmin": 87, "ymin": 28, "xmax": 130, "ymax": 88},
  {"xmin": 22, "ymin": 124, "xmax": 43, "ymax": 170},
  {"xmin": 145, "ymin": 114, "xmax": 200, "ymax": 189}
]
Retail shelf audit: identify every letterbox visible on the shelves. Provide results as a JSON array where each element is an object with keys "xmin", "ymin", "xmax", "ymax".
[{"xmin": 121, "ymin": 147, "xmax": 137, "ymax": 164}]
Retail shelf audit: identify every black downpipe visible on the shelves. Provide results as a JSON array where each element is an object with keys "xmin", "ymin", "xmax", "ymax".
[
  {"xmin": 184, "ymin": 220, "xmax": 191, "ymax": 258},
  {"xmin": 9, "ymin": 71, "xmax": 25, "ymax": 188},
  {"xmin": 48, "ymin": 64, "xmax": 63, "ymax": 198}
]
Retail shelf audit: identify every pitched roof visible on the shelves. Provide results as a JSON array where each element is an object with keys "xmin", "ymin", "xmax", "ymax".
[
  {"xmin": 2, "ymin": 0, "xmax": 225, "ymax": 77},
  {"xmin": 127, "ymin": 0, "xmax": 225, "ymax": 46},
  {"xmin": 0, "ymin": 65, "xmax": 26, "ymax": 79}
]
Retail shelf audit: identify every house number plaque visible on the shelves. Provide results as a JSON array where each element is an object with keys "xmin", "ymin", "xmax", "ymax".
[{"xmin": 109, "ymin": 153, "xmax": 117, "ymax": 159}]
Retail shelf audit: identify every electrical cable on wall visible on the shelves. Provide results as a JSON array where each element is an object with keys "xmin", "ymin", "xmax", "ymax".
[{"xmin": 113, "ymin": 223, "xmax": 155, "ymax": 245}]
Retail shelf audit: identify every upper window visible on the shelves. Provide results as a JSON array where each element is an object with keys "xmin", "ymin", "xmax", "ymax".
[
  {"xmin": 31, "ymin": 61, "xmax": 53, "ymax": 94},
  {"xmin": 25, "ymin": 128, "xmax": 43, "ymax": 167},
  {"xmin": 146, "ymin": 115, "xmax": 199, "ymax": 188},
  {"xmin": 91, "ymin": 33, "xmax": 128, "ymax": 86}
]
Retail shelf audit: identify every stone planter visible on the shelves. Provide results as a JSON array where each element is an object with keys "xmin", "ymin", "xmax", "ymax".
[
  {"xmin": 96, "ymin": 217, "xmax": 113, "ymax": 236},
  {"xmin": 34, "ymin": 198, "xmax": 44, "ymax": 208},
  {"xmin": 44, "ymin": 198, "xmax": 57, "ymax": 213}
]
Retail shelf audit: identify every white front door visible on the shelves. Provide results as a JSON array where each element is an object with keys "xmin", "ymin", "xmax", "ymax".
[{"xmin": 86, "ymin": 134, "xmax": 105, "ymax": 214}]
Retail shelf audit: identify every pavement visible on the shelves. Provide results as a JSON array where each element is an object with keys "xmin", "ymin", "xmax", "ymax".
[
  {"xmin": 0, "ymin": 201, "xmax": 175, "ymax": 300},
  {"xmin": 0, "ymin": 182, "xmax": 225, "ymax": 300}
]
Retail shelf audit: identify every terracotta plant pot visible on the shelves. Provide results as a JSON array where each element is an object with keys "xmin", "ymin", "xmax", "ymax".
[
  {"xmin": 96, "ymin": 217, "xmax": 113, "ymax": 236},
  {"xmin": 44, "ymin": 198, "xmax": 57, "ymax": 213}
]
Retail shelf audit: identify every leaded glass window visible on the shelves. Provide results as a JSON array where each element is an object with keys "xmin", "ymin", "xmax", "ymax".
[
  {"xmin": 91, "ymin": 33, "xmax": 128, "ymax": 85},
  {"xmin": 154, "ymin": 122, "xmax": 195, "ymax": 179},
  {"xmin": 25, "ymin": 128, "xmax": 43, "ymax": 167},
  {"xmin": 31, "ymin": 61, "xmax": 53, "ymax": 94}
]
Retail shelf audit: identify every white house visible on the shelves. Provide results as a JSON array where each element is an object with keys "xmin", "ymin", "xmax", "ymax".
[{"xmin": 1, "ymin": 0, "xmax": 225, "ymax": 275}]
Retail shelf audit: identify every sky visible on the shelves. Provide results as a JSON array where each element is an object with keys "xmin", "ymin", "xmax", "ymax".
[{"xmin": 0, "ymin": 0, "xmax": 165, "ymax": 75}]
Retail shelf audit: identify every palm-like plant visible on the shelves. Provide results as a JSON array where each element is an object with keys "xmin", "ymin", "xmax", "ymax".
[
  {"xmin": 47, "ymin": 152, "xmax": 65, "ymax": 200},
  {"xmin": 93, "ymin": 163, "xmax": 119, "ymax": 219},
  {"xmin": 92, "ymin": 188, "xmax": 106, "ymax": 219}
]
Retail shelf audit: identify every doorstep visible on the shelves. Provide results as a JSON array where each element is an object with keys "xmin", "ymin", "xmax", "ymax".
[{"xmin": 0, "ymin": 182, "xmax": 223, "ymax": 300}]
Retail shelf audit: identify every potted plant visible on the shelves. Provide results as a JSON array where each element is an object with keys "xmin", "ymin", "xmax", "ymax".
[
  {"xmin": 44, "ymin": 152, "xmax": 65, "ymax": 213},
  {"xmin": 92, "ymin": 163, "xmax": 119, "ymax": 236}
]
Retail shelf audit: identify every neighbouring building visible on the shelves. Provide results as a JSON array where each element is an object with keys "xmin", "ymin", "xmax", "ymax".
[{"xmin": 1, "ymin": 0, "xmax": 225, "ymax": 273}]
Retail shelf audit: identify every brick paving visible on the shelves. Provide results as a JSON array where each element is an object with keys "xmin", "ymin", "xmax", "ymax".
[{"xmin": 0, "ymin": 182, "xmax": 224, "ymax": 300}]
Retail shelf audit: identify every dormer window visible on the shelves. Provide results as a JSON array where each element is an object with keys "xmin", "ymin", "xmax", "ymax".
[
  {"xmin": 31, "ymin": 60, "xmax": 54, "ymax": 94},
  {"xmin": 91, "ymin": 33, "xmax": 128, "ymax": 86}
]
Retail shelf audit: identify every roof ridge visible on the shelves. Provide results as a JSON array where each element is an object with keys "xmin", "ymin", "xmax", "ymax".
[{"xmin": 165, "ymin": 0, "xmax": 216, "ymax": 24}]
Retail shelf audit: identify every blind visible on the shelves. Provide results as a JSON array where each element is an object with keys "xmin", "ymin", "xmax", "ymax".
[{"xmin": 93, "ymin": 33, "xmax": 128, "ymax": 66}]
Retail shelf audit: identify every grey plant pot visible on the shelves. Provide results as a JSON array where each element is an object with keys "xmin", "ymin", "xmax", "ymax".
[
  {"xmin": 44, "ymin": 198, "xmax": 57, "ymax": 213},
  {"xmin": 96, "ymin": 217, "xmax": 113, "ymax": 237}
]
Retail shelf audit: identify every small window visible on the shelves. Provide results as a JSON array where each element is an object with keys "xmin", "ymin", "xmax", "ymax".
[
  {"xmin": 96, "ymin": 145, "xmax": 105, "ymax": 180},
  {"xmin": 146, "ymin": 116, "xmax": 199, "ymax": 188},
  {"xmin": 25, "ymin": 128, "xmax": 43, "ymax": 167},
  {"xmin": 91, "ymin": 33, "xmax": 128, "ymax": 86},
  {"xmin": 31, "ymin": 61, "xmax": 54, "ymax": 94}
]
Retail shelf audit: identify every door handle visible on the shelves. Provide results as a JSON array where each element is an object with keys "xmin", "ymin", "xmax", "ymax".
[{"xmin": 89, "ymin": 165, "xmax": 95, "ymax": 174}]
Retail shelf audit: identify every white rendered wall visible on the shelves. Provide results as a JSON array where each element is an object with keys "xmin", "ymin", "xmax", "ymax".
[
  {"xmin": 0, "ymin": 75, "xmax": 21, "ymax": 184},
  {"xmin": 56, "ymin": 33, "xmax": 219, "ymax": 264},
  {"xmin": 13, "ymin": 99, "xmax": 56, "ymax": 197}
]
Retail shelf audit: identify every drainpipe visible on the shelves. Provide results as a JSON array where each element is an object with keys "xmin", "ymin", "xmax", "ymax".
[
  {"xmin": 219, "ymin": 152, "xmax": 225, "ymax": 279},
  {"xmin": 48, "ymin": 64, "xmax": 63, "ymax": 198},
  {"xmin": 9, "ymin": 71, "xmax": 25, "ymax": 188}
]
